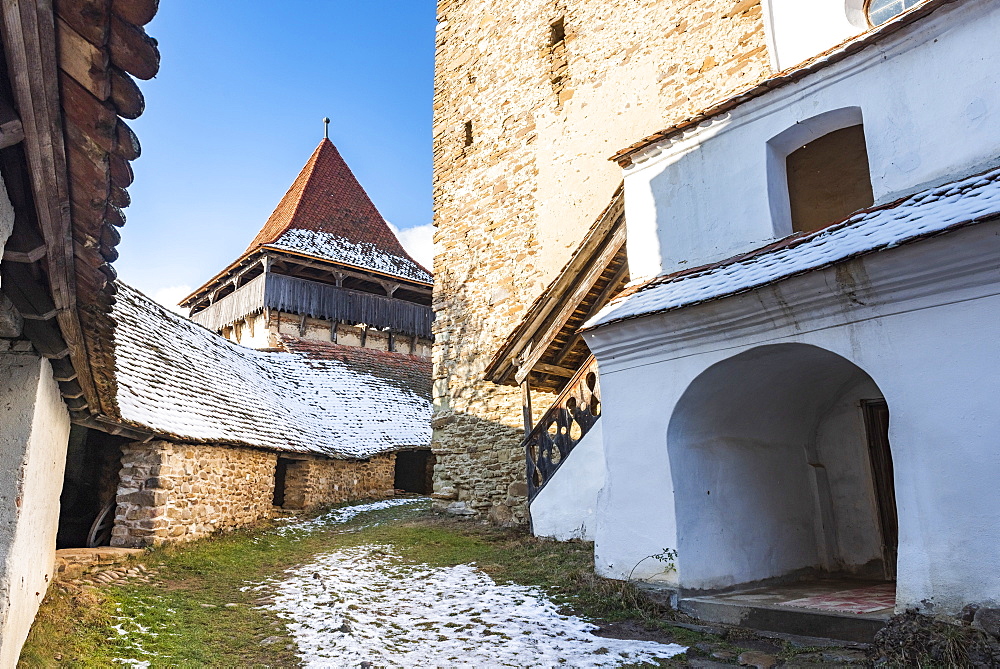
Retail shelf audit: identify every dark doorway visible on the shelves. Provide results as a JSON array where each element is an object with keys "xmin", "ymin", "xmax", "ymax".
[
  {"xmin": 862, "ymin": 399, "xmax": 898, "ymax": 580},
  {"xmin": 57, "ymin": 426, "xmax": 127, "ymax": 548},
  {"xmin": 394, "ymin": 449, "xmax": 434, "ymax": 494},
  {"xmin": 273, "ymin": 458, "xmax": 291, "ymax": 507}
]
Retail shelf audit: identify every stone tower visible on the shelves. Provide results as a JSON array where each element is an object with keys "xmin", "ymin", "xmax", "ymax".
[
  {"xmin": 431, "ymin": 0, "xmax": 773, "ymax": 523},
  {"xmin": 182, "ymin": 139, "xmax": 434, "ymax": 357}
]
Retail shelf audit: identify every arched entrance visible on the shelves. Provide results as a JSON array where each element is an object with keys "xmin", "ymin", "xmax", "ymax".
[{"xmin": 667, "ymin": 344, "xmax": 896, "ymax": 593}]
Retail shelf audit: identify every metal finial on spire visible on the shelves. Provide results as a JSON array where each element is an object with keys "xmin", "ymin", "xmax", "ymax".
[{"xmin": 323, "ymin": 117, "xmax": 331, "ymax": 139}]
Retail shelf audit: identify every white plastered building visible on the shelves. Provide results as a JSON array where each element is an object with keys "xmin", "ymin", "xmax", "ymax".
[{"xmin": 539, "ymin": 0, "xmax": 1000, "ymax": 621}]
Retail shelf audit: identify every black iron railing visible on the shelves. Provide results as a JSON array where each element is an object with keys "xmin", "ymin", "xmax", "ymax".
[{"xmin": 524, "ymin": 356, "xmax": 601, "ymax": 501}]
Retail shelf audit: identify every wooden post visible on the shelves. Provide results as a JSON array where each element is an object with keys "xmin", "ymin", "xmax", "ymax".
[
  {"xmin": 388, "ymin": 330, "xmax": 395, "ymax": 352},
  {"xmin": 521, "ymin": 378, "xmax": 533, "ymax": 438}
]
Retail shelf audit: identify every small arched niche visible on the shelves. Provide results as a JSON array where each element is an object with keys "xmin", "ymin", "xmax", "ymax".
[
  {"xmin": 767, "ymin": 108, "xmax": 874, "ymax": 236},
  {"xmin": 667, "ymin": 344, "xmax": 897, "ymax": 592}
]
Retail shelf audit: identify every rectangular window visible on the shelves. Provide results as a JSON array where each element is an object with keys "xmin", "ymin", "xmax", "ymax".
[{"xmin": 786, "ymin": 125, "xmax": 874, "ymax": 233}]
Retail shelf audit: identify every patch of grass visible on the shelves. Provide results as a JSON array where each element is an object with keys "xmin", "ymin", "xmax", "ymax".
[{"xmin": 22, "ymin": 502, "xmax": 800, "ymax": 666}]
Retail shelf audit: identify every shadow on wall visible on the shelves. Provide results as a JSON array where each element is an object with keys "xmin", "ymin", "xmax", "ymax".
[
  {"xmin": 667, "ymin": 343, "xmax": 896, "ymax": 593},
  {"xmin": 431, "ymin": 410, "xmax": 530, "ymax": 527}
]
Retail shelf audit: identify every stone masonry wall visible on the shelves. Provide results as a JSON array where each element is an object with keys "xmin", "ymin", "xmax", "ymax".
[
  {"xmin": 281, "ymin": 454, "xmax": 396, "ymax": 510},
  {"xmin": 112, "ymin": 441, "xmax": 276, "ymax": 547},
  {"xmin": 431, "ymin": 0, "xmax": 773, "ymax": 523}
]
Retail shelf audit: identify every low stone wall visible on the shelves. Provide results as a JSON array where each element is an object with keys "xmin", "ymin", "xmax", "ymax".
[
  {"xmin": 282, "ymin": 454, "xmax": 396, "ymax": 510},
  {"xmin": 113, "ymin": 441, "xmax": 276, "ymax": 547}
]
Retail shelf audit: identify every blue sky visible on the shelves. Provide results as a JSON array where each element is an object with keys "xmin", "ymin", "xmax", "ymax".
[{"xmin": 117, "ymin": 1, "xmax": 437, "ymax": 308}]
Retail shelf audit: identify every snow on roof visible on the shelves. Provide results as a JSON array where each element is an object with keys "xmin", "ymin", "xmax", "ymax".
[
  {"xmin": 112, "ymin": 282, "xmax": 431, "ymax": 458},
  {"xmin": 245, "ymin": 138, "xmax": 431, "ymax": 284},
  {"xmin": 266, "ymin": 228, "xmax": 431, "ymax": 284},
  {"xmin": 586, "ymin": 166, "xmax": 1000, "ymax": 329}
]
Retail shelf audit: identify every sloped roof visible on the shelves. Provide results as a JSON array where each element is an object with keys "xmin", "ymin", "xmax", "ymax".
[
  {"xmin": 111, "ymin": 282, "xmax": 431, "ymax": 458},
  {"xmin": 278, "ymin": 336, "xmax": 431, "ymax": 398},
  {"xmin": 247, "ymin": 139, "xmax": 431, "ymax": 284},
  {"xmin": 585, "ymin": 166, "xmax": 1000, "ymax": 330}
]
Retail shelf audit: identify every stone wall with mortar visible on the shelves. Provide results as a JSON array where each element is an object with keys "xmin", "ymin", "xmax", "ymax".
[
  {"xmin": 431, "ymin": 0, "xmax": 773, "ymax": 523},
  {"xmin": 281, "ymin": 454, "xmax": 396, "ymax": 510},
  {"xmin": 112, "ymin": 441, "xmax": 277, "ymax": 547},
  {"xmin": 112, "ymin": 442, "xmax": 400, "ymax": 547}
]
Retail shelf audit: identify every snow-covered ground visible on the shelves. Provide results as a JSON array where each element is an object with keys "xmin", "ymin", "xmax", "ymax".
[
  {"xmin": 259, "ymin": 503, "xmax": 687, "ymax": 668},
  {"xmin": 272, "ymin": 498, "xmax": 425, "ymax": 537}
]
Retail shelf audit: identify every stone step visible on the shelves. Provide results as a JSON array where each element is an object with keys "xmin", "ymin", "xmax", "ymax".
[{"xmin": 679, "ymin": 595, "xmax": 888, "ymax": 643}]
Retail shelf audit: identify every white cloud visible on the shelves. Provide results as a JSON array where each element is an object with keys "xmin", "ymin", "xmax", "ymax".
[
  {"xmin": 151, "ymin": 285, "xmax": 192, "ymax": 315},
  {"xmin": 388, "ymin": 222, "xmax": 435, "ymax": 271}
]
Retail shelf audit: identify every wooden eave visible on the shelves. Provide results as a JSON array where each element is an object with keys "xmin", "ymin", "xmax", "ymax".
[
  {"xmin": 0, "ymin": 0, "xmax": 159, "ymax": 418},
  {"xmin": 484, "ymin": 187, "xmax": 629, "ymax": 394},
  {"xmin": 182, "ymin": 246, "xmax": 432, "ymax": 311}
]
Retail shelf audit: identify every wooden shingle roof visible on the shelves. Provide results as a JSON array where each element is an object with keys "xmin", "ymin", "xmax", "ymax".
[{"xmin": 250, "ymin": 138, "xmax": 431, "ymax": 284}]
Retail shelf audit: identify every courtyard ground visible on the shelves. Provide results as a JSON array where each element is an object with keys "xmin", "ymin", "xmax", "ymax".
[{"xmin": 19, "ymin": 499, "xmax": 867, "ymax": 667}]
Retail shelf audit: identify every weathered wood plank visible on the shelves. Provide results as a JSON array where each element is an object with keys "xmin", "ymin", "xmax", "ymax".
[
  {"xmin": 108, "ymin": 14, "xmax": 158, "ymax": 80},
  {"xmin": 54, "ymin": 0, "xmax": 110, "ymax": 47},
  {"xmin": 61, "ymin": 71, "xmax": 116, "ymax": 152},
  {"xmin": 111, "ymin": 0, "xmax": 158, "ymax": 27},
  {"xmin": 108, "ymin": 65, "xmax": 143, "ymax": 118},
  {"xmin": 514, "ymin": 222, "xmax": 626, "ymax": 385},
  {"xmin": 56, "ymin": 16, "xmax": 110, "ymax": 100}
]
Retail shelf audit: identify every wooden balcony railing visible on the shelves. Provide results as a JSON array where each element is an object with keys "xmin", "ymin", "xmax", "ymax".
[{"xmin": 524, "ymin": 355, "xmax": 601, "ymax": 501}]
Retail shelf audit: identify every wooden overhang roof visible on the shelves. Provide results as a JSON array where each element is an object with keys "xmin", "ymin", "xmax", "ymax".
[
  {"xmin": 484, "ymin": 187, "xmax": 629, "ymax": 394},
  {"xmin": 182, "ymin": 139, "xmax": 432, "ymax": 309},
  {"xmin": 611, "ymin": 0, "xmax": 957, "ymax": 167},
  {"xmin": 0, "ymin": 0, "xmax": 158, "ymax": 423}
]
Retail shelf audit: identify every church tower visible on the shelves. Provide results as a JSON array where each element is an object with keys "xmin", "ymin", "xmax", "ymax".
[{"xmin": 181, "ymin": 137, "xmax": 433, "ymax": 357}]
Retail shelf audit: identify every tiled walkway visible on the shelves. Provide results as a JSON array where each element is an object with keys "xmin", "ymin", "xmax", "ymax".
[{"xmin": 706, "ymin": 579, "xmax": 896, "ymax": 617}]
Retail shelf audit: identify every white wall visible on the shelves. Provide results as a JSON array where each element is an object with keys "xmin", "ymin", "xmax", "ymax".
[
  {"xmin": 761, "ymin": 0, "xmax": 867, "ymax": 72},
  {"xmin": 530, "ymin": 420, "xmax": 605, "ymax": 541},
  {"xmin": 623, "ymin": 0, "xmax": 1000, "ymax": 279},
  {"xmin": 0, "ymin": 354, "xmax": 71, "ymax": 664},
  {"xmin": 584, "ymin": 223, "xmax": 1000, "ymax": 613},
  {"xmin": 666, "ymin": 344, "xmax": 885, "ymax": 591}
]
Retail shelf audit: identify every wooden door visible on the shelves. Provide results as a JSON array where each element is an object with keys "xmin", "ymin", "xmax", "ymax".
[{"xmin": 862, "ymin": 399, "xmax": 898, "ymax": 580}]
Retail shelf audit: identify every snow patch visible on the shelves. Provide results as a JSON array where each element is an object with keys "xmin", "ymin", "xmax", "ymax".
[
  {"xmin": 269, "ymin": 228, "xmax": 432, "ymax": 284},
  {"xmin": 262, "ymin": 544, "xmax": 686, "ymax": 667},
  {"xmin": 273, "ymin": 498, "xmax": 425, "ymax": 536}
]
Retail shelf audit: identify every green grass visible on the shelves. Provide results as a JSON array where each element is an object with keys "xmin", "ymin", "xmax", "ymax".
[{"xmin": 19, "ymin": 501, "xmax": 748, "ymax": 667}]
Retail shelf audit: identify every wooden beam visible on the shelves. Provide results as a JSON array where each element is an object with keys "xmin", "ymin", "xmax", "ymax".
[
  {"xmin": 551, "ymin": 259, "xmax": 629, "ymax": 367},
  {"xmin": 514, "ymin": 224, "xmax": 626, "ymax": 385},
  {"xmin": 518, "ymin": 362, "xmax": 576, "ymax": 384},
  {"xmin": 521, "ymin": 380, "xmax": 533, "ymax": 438},
  {"xmin": 1, "ymin": 0, "xmax": 98, "ymax": 406}
]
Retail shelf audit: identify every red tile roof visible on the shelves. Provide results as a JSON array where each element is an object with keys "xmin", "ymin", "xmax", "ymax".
[
  {"xmin": 246, "ymin": 139, "xmax": 426, "ymax": 273},
  {"xmin": 278, "ymin": 335, "xmax": 432, "ymax": 399}
]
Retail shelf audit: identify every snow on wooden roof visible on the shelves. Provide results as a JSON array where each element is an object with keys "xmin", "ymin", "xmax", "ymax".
[
  {"xmin": 248, "ymin": 139, "xmax": 431, "ymax": 284},
  {"xmin": 585, "ymin": 166, "xmax": 1000, "ymax": 330},
  {"xmin": 111, "ymin": 282, "xmax": 431, "ymax": 458}
]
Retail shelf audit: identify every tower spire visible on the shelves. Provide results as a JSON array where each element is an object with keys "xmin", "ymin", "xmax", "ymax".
[{"xmin": 323, "ymin": 117, "xmax": 330, "ymax": 140}]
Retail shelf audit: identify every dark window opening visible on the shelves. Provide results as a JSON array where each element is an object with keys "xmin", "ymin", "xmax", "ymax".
[
  {"xmin": 273, "ymin": 457, "xmax": 290, "ymax": 507},
  {"xmin": 57, "ymin": 426, "xmax": 128, "ymax": 548},
  {"xmin": 549, "ymin": 17, "xmax": 566, "ymax": 46},
  {"xmin": 786, "ymin": 124, "xmax": 874, "ymax": 234},
  {"xmin": 463, "ymin": 120, "xmax": 474, "ymax": 147},
  {"xmin": 549, "ymin": 17, "xmax": 569, "ymax": 103},
  {"xmin": 394, "ymin": 449, "xmax": 435, "ymax": 494}
]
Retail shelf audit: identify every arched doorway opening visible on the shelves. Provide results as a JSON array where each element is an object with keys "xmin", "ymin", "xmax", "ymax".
[{"xmin": 667, "ymin": 344, "xmax": 896, "ymax": 595}]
